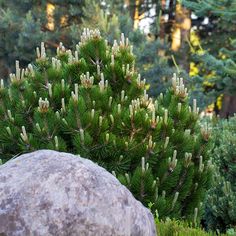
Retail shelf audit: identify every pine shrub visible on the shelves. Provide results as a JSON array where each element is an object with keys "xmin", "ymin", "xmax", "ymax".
[
  {"xmin": 0, "ymin": 29, "xmax": 213, "ymax": 222},
  {"xmin": 204, "ymin": 115, "xmax": 236, "ymax": 232}
]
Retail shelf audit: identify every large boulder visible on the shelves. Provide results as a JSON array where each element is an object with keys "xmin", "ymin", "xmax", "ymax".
[{"xmin": 0, "ymin": 150, "xmax": 156, "ymax": 236}]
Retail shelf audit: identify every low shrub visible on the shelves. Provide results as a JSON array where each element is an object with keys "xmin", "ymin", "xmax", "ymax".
[{"xmin": 204, "ymin": 115, "xmax": 236, "ymax": 233}]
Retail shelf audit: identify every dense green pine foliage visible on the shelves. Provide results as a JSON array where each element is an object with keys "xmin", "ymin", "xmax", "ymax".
[
  {"xmin": 81, "ymin": 0, "xmax": 121, "ymax": 42},
  {"xmin": 204, "ymin": 116, "xmax": 236, "ymax": 232},
  {"xmin": 0, "ymin": 29, "xmax": 213, "ymax": 222},
  {"xmin": 81, "ymin": 0, "xmax": 181, "ymax": 97}
]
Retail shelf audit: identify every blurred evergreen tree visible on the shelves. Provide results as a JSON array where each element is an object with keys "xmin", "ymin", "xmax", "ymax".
[
  {"xmin": 81, "ymin": 0, "xmax": 187, "ymax": 97},
  {"xmin": 182, "ymin": 0, "xmax": 236, "ymax": 116},
  {"xmin": 0, "ymin": 0, "xmax": 85, "ymax": 78},
  {"xmin": 0, "ymin": 0, "xmax": 187, "ymax": 97},
  {"xmin": 80, "ymin": 0, "xmax": 121, "ymax": 43}
]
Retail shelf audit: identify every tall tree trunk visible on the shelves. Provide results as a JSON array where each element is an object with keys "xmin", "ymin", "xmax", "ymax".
[
  {"xmin": 158, "ymin": 0, "xmax": 166, "ymax": 40},
  {"xmin": 165, "ymin": 0, "xmax": 176, "ymax": 38},
  {"xmin": 133, "ymin": 0, "xmax": 140, "ymax": 29},
  {"xmin": 171, "ymin": 3, "xmax": 191, "ymax": 72},
  {"xmin": 124, "ymin": 0, "xmax": 137, "ymax": 28},
  {"xmin": 156, "ymin": 0, "xmax": 167, "ymax": 57},
  {"xmin": 46, "ymin": 3, "xmax": 55, "ymax": 31},
  {"xmin": 219, "ymin": 95, "xmax": 236, "ymax": 118},
  {"xmin": 0, "ymin": 59, "xmax": 9, "ymax": 81},
  {"xmin": 125, "ymin": 0, "xmax": 145, "ymax": 29}
]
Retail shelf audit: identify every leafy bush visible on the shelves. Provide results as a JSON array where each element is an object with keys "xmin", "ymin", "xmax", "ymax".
[{"xmin": 0, "ymin": 29, "xmax": 213, "ymax": 221}]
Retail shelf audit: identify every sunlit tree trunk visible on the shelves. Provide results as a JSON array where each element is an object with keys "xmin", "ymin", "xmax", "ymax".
[
  {"xmin": 158, "ymin": 0, "xmax": 166, "ymax": 40},
  {"xmin": 133, "ymin": 0, "xmax": 140, "ymax": 29},
  {"xmin": 171, "ymin": 3, "xmax": 191, "ymax": 51},
  {"xmin": 46, "ymin": 3, "xmax": 55, "ymax": 31},
  {"xmin": 171, "ymin": 3, "xmax": 191, "ymax": 71},
  {"xmin": 155, "ymin": 0, "xmax": 166, "ymax": 57},
  {"xmin": 125, "ymin": 0, "xmax": 145, "ymax": 29},
  {"xmin": 124, "ymin": 0, "xmax": 135, "ymax": 25}
]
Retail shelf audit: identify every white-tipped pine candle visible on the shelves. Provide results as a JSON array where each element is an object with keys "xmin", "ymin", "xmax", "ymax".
[
  {"xmin": 141, "ymin": 157, "xmax": 145, "ymax": 174},
  {"xmin": 118, "ymin": 104, "xmax": 121, "ymax": 114},
  {"xmin": 109, "ymin": 96, "xmax": 113, "ymax": 107},
  {"xmin": 80, "ymin": 129, "xmax": 84, "ymax": 143},
  {"xmin": 164, "ymin": 137, "xmax": 169, "ymax": 149},
  {"xmin": 61, "ymin": 98, "xmax": 66, "ymax": 112},
  {"xmin": 20, "ymin": 126, "xmax": 28, "ymax": 143},
  {"xmin": 6, "ymin": 127, "xmax": 12, "ymax": 136},
  {"xmin": 48, "ymin": 83, "xmax": 52, "ymax": 97},
  {"xmin": 99, "ymin": 116, "xmax": 103, "ymax": 127},
  {"xmin": 91, "ymin": 109, "xmax": 95, "ymax": 119},
  {"xmin": 0, "ymin": 79, "xmax": 4, "ymax": 89},
  {"xmin": 178, "ymin": 103, "xmax": 181, "ymax": 113},
  {"xmin": 110, "ymin": 114, "xmax": 114, "ymax": 124},
  {"xmin": 164, "ymin": 109, "xmax": 168, "ymax": 124},
  {"xmin": 172, "ymin": 192, "xmax": 179, "ymax": 209},
  {"xmin": 54, "ymin": 136, "xmax": 59, "ymax": 150},
  {"xmin": 111, "ymin": 54, "xmax": 115, "ymax": 67}
]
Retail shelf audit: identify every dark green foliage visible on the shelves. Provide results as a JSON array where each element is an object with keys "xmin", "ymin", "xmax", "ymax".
[
  {"xmin": 0, "ymin": 0, "xmax": 85, "ymax": 75},
  {"xmin": 0, "ymin": 30, "xmax": 212, "ymax": 221},
  {"xmin": 81, "ymin": 0, "xmax": 182, "ymax": 97},
  {"xmin": 204, "ymin": 116, "xmax": 236, "ymax": 232},
  {"xmin": 188, "ymin": 39, "xmax": 236, "ymax": 110},
  {"xmin": 182, "ymin": 0, "xmax": 236, "ymax": 112},
  {"xmin": 182, "ymin": 0, "xmax": 236, "ymax": 55}
]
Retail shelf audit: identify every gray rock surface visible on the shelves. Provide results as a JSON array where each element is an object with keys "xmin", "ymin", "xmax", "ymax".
[{"xmin": 0, "ymin": 150, "xmax": 156, "ymax": 236}]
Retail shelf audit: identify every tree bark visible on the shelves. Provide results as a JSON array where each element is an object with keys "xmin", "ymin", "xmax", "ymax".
[
  {"xmin": 171, "ymin": 3, "xmax": 191, "ymax": 72},
  {"xmin": 133, "ymin": 0, "xmax": 140, "ymax": 29},
  {"xmin": 159, "ymin": 0, "xmax": 166, "ymax": 40},
  {"xmin": 219, "ymin": 95, "xmax": 236, "ymax": 118},
  {"xmin": 165, "ymin": 0, "xmax": 176, "ymax": 38},
  {"xmin": 0, "ymin": 59, "xmax": 9, "ymax": 81}
]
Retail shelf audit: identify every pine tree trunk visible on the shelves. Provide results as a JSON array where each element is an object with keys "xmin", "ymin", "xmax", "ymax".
[
  {"xmin": 125, "ymin": 0, "xmax": 145, "ymax": 29},
  {"xmin": 124, "ymin": 0, "xmax": 136, "ymax": 28},
  {"xmin": 159, "ymin": 0, "xmax": 166, "ymax": 40},
  {"xmin": 156, "ymin": 0, "xmax": 167, "ymax": 57},
  {"xmin": 46, "ymin": 3, "xmax": 55, "ymax": 31},
  {"xmin": 219, "ymin": 95, "xmax": 236, "ymax": 118},
  {"xmin": 171, "ymin": 3, "xmax": 191, "ymax": 72},
  {"xmin": 0, "ymin": 58, "xmax": 9, "ymax": 80},
  {"xmin": 133, "ymin": 0, "xmax": 140, "ymax": 29},
  {"xmin": 165, "ymin": 0, "xmax": 176, "ymax": 38}
]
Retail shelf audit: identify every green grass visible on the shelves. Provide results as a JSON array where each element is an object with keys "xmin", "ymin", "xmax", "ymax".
[
  {"xmin": 156, "ymin": 219, "xmax": 217, "ymax": 236},
  {"xmin": 155, "ymin": 218, "xmax": 235, "ymax": 236},
  {"xmin": 148, "ymin": 203, "xmax": 231, "ymax": 236}
]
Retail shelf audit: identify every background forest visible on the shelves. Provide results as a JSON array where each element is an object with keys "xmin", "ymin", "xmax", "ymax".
[{"xmin": 0, "ymin": 0, "xmax": 236, "ymax": 235}]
